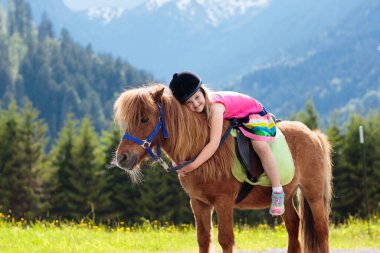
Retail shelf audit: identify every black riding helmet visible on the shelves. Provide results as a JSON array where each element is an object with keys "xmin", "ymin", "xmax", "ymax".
[{"xmin": 169, "ymin": 71, "xmax": 202, "ymax": 103}]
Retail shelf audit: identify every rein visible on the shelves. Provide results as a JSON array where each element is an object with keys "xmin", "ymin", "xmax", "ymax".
[{"xmin": 122, "ymin": 102, "xmax": 237, "ymax": 173}]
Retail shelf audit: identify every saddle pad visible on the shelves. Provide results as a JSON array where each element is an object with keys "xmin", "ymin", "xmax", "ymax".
[{"xmin": 232, "ymin": 128, "xmax": 295, "ymax": 186}]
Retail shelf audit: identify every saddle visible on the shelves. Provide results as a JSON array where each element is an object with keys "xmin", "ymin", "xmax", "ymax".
[{"xmin": 235, "ymin": 129, "xmax": 264, "ymax": 182}]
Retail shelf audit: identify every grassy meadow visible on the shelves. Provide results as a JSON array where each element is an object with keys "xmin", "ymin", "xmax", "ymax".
[{"xmin": 0, "ymin": 214, "xmax": 379, "ymax": 252}]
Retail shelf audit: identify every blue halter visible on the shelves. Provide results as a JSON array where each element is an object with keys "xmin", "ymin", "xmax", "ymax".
[{"xmin": 122, "ymin": 102, "xmax": 170, "ymax": 170}]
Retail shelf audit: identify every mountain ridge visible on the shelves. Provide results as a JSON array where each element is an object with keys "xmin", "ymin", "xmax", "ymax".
[
  {"xmin": 237, "ymin": 0, "xmax": 380, "ymax": 121},
  {"xmin": 24, "ymin": 0, "xmax": 362, "ymax": 84},
  {"xmin": 2, "ymin": 0, "xmax": 378, "ymax": 127},
  {"xmin": 72, "ymin": 0, "xmax": 269, "ymax": 26}
]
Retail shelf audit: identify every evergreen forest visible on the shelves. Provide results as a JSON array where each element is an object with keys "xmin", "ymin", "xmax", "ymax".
[
  {"xmin": 0, "ymin": 0, "xmax": 379, "ymax": 225},
  {"xmin": 0, "ymin": 0, "xmax": 153, "ymax": 140}
]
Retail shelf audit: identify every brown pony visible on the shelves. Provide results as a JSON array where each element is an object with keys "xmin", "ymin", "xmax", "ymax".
[{"xmin": 114, "ymin": 84, "xmax": 332, "ymax": 253}]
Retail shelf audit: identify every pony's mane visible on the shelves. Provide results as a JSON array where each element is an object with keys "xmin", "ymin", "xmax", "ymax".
[
  {"xmin": 114, "ymin": 83, "xmax": 234, "ymax": 181},
  {"xmin": 114, "ymin": 84, "xmax": 159, "ymax": 131}
]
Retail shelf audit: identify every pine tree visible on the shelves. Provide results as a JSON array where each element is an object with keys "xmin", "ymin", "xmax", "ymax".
[
  {"xmin": 100, "ymin": 126, "xmax": 141, "ymax": 220},
  {"xmin": 290, "ymin": 99, "xmax": 320, "ymax": 129},
  {"xmin": 138, "ymin": 159, "xmax": 194, "ymax": 224},
  {"xmin": 49, "ymin": 114, "xmax": 78, "ymax": 218},
  {"xmin": 0, "ymin": 9, "xmax": 12, "ymax": 101},
  {"xmin": 0, "ymin": 101, "xmax": 21, "ymax": 215},
  {"xmin": 38, "ymin": 12, "xmax": 54, "ymax": 41},
  {"xmin": 0, "ymin": 105, "xmax": 10, "ymax": 213},
  {"xmin": 327, "ymin": 114, "xmax": 345, "ymax": 222},
  {"xmin": 0, "ymin": 41, "xmax": 12, "ymax": 99},
  {"xmin": 0, "ymin": 4, "xmax": 6, "ymax": 35},
  {"xmin": 336, "ymin": 114, "xmax": 366, "ymax": 218},
  {"xmin": 0, "ymin": 101, "xmax": 47, "ymax": 218},
  {"xmin": 7, "ymin": 0, "xmax": 32, "ymax": 38},
  {"xmin": 8, "ymin": 32, "xmax": 27, "ymax": 84},
  {"xmin": 6, "ymin": 0, "xmax": 16, "ymax": 36},
  {"xmin": 362, "ymin": 110, "xmax": 380, "ymax": 215},
  {"xmin": 67, "ymin": 117, "xmax": 111, "ymax": 220},
  {"xmin": 17, "ymin": 101, "xmax": 49, "ymax": 218}
]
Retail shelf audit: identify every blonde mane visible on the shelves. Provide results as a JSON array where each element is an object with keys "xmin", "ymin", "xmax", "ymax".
[{"xmin": 114, "ymin": 84, "xmax": 234, "ymax": 181}]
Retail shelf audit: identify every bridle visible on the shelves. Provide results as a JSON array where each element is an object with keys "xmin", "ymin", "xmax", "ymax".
[{"xmin": 122, "ymin": 102, "xmax": 171, "ymax": 171}]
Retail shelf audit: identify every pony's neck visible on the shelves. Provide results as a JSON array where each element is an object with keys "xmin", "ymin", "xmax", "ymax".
[
  {"xmin": 161, "ymin": 96, "xmax": 209, "ymax": 164},
  {"xmin": 160, "ymin": 92, "xmax": 234, "ymax": 180}
]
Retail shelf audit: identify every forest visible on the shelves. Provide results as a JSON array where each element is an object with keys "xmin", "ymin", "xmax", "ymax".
[
  {"xmin": 0, "ymin": 0, "xmax": 379, "ymax": 225},
  {"xmin": 0, "ymin": 0, "xmax": 153, "ymax": 141},
  {"xmin": 0, "ymin": 100, "xmax": 379, "ymax": 225}
]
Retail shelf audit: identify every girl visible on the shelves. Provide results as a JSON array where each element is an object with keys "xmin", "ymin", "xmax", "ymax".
[{"xmin": 169, "ymin": 71, "xmax": 284, "ymax": 216}]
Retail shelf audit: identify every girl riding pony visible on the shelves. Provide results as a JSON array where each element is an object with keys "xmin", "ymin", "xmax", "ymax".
[{"xmin": 169, "ymin": 71, "xmax": 284, "ymax": 216}]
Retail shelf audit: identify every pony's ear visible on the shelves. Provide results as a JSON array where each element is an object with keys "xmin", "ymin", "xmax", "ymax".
[{"xmin": 150, "ymin": 87, "xmax": 165, "ymax": 102}]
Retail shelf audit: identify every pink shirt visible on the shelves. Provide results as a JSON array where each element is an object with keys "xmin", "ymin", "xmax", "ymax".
[{"xmin": 210, "ymin": 91, "xmax": 263, "ymax": 120}]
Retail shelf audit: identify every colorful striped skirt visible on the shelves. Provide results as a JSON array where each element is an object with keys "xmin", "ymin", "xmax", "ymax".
[{"xmin": 238, "ymin": 108, "xmax": 276, "ymax": 142}]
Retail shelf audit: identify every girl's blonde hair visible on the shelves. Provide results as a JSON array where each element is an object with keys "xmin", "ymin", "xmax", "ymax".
[{"xmin": 200, "ymin": 85, "xmax": 213, "ymax": 126}]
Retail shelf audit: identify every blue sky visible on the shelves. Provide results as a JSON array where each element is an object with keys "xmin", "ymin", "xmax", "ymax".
[{"xmin": 63, "ymin": 0, "xmax": 147, "ymax": 11}]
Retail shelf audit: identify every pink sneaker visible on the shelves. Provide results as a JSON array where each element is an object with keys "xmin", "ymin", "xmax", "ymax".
[{"xmin": 269, "ymin": 191, "xmax": 285, "ymax": 216}]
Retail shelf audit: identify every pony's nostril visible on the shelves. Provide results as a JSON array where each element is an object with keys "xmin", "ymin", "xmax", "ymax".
[
  {"xmin": 115, "ymin": 153, "xmax": 137, "ymax": 170},
  {"xmin": 118, "ymin": 153, "xmax": 128, "ymax": 164}
]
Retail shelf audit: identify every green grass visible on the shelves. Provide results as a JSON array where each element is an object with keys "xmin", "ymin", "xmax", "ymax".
[{"xmin": 0, "ymin": 214, "xmax": 379, "ymax": 252}]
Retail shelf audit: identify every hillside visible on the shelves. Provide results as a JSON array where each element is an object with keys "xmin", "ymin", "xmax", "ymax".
[
  {"xmin": 22, "ymin": 0, "xmax": 362, "ymax": 84},
  {"xmin": 20, "ymin": 0, "xmax": 379, "ymax": 123},
  {"xmin": 0, "ymin": 0, "xmax": 153, "ymax": 138},
  {"xmin": 1, "ymin": 0, "xmax": 379, "ymax": 133},
  {"xmin": 236, "ymin": 0, "xmax": 380, "ymax": 121}
]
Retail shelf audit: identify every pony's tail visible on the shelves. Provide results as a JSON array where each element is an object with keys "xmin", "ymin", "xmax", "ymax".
[{"xmin": 298, "ymin": 130, "xmax": 333, "ymax": 253}]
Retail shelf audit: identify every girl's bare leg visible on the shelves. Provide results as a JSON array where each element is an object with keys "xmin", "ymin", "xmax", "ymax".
[{"xmin": 251, "ymin": 140, "xmax": 280, "ymax": 187}]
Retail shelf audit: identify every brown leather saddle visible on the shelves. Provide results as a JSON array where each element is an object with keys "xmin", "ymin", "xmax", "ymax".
[{"xmin": 235, "ymin": 129, "xmax": 264, "ymax": 181}]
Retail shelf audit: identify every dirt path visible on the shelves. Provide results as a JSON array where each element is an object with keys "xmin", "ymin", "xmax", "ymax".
[{"xmin": 236, "ymin": 249, "xmax": 380, "ymax": 253}]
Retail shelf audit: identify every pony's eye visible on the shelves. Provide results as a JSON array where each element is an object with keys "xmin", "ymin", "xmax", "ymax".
[{"xmin": 141, "ymin": 116, "xmax": 149, "ymax": 124}]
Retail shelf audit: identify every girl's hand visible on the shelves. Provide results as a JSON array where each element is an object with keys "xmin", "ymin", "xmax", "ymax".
[{"xmin": 177, "ymin": 163, "xmax": 197, "ymax": 177}]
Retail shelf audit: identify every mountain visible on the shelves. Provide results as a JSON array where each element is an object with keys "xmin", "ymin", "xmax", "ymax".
[
  {"xmin": 236, "ymin": 0, "xmax": 380, "ymax": 122},
  {"xmin": 2, "ymin": 0, "xmax": 378, "ymax": 127},
  {"xmin": 23, "ymin": 0, "xmax": 362, "ymax": 84}
]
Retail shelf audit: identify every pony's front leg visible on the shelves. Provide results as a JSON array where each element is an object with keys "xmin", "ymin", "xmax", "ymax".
[
  {"xmin": 190, "ymin": 198, "xmax": 214, "ymax": 253},
  {"xmin": 214, "ymin": 199, "xmax": 235, "ymax": 253}
]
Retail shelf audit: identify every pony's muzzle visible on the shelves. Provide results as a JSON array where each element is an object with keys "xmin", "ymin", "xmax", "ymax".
[{"xmin": 116, "ymin": 152, "xmax": 137, "ymax": 170}]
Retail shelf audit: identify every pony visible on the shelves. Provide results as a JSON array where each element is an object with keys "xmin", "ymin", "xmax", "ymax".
[{"xmin": 113, "ymin": 84, "xmax": 332, "ymax": 253}]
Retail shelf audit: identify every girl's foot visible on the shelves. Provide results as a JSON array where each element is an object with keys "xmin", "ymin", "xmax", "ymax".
[{"xmin": 269, "ymin": 191, "xmax": 285, "ymax": 216}]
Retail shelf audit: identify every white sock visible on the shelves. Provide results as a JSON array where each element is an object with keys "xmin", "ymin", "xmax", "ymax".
[{"xmin": 272, "ymin": 186, "xmax": 283, "ymax": 193}]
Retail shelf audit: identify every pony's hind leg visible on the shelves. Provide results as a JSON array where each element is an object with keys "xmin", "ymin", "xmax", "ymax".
[
  {"xmin": 282, "ymin": 194, "xmax": 301, "ymax": 253},
  {"xmin": 299, "ymin": 191, "xmax": 330, "ymax": 253},
  {"xmin": 298, "ymin": 131, "xmax": 332, "ymax": 253},
  {"xmin": 190, "ymin": 198, "xmax": 214, "ymax": 253}
]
